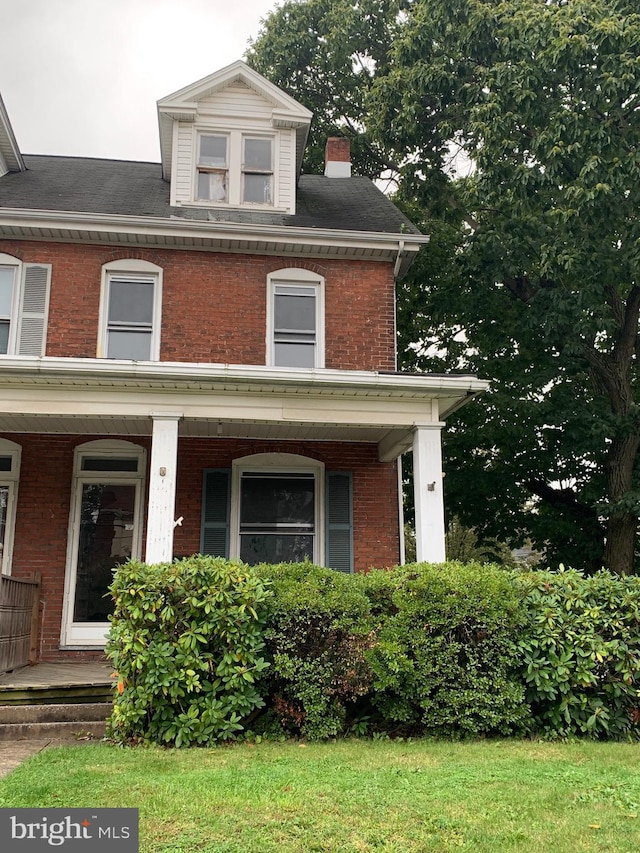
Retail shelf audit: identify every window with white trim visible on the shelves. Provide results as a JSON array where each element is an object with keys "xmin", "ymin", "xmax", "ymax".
[
  {"xmin": 242, "ymin": 137, "xmax": 273, "ymax": 204},
  {"xmin": 267, "ymin": 269, "xmax": 324, "ymax": 368},
  {"xmin": 0, "ymin": 438, "xmax": 21, "ymax": 575},
  {"xmin": 194, "ymin": 131, "xmax": 275, "ymax": 208},
  {"xmin": 99, "ymin": 260, "xmax": 162, "ymax": 361},
  {"xmin": 197, "ymin": 134, "xmax": 228, "ymax": 202},
  {"xmin": 201, "ymin": 456, "xmax": 354, "ymax": 572},
  {"xmin": 0, "ymin": 254, "xmax": 51, "ymax": 357},
  {"xmin": 231, "ymin": 454, "xmax": 323, "ymax": 565}
]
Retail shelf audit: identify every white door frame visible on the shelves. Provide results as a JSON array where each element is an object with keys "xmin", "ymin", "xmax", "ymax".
[{"xmin": 61, "ymin": 440, "xmax": 146, "ymax": 648}]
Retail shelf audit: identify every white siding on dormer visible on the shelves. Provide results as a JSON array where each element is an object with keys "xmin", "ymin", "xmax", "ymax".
[
  {"xmin": 277, "ymin": 130, "xmax": 295, "ymax": 212},
  {"xmin": 169, "ymin": 82, "xmax": 299, "ymax": 213},
  {"xmin": 198, "ymin": 82, "xmax": 274, "ymax": 119},
  {"xmin": 173, "ymin": 122, "xmax": 195, "ymax": 206}
]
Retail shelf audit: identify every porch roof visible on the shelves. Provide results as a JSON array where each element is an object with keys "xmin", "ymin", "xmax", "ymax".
[{"xmin": 0, "ymin": 357, "xmax": 488, "ymax": 462}]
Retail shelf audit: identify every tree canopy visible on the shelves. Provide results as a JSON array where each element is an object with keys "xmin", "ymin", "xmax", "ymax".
[{"xmin": 248, "ymin": 0, "xmax": 640, "ymax": 574}]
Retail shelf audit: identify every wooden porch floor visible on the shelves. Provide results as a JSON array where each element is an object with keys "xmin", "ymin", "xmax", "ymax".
[{"xmin": 0, "ymin": 663, "xmax": 114, "ymax": 705}]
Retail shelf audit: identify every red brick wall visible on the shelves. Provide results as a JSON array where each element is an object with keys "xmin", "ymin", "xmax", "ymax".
[
  {"xmin": 6, "ymin": 434, "xmax": 399, "ymax": 661},
  {"xmin": 0, "ymin": 241, "xmax": 396, "ymax": 371}
]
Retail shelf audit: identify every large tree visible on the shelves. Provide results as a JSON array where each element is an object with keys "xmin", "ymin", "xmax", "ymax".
[{"xmin": 248, "ymin": 0, "xmax": 640, "ymax": 574}]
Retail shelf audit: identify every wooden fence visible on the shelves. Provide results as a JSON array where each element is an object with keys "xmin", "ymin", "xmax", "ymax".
[{"xmin": 0, "ymin": 573, "xmax": 40, "ymax": 675}]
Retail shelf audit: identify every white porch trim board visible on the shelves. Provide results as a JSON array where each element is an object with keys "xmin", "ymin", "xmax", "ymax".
[
  {"xmin": 413, "ymin": 424, "xmax": 446, "ymax": 563},
  {"xmin": 145, "ymin": 413, "xmax": 181, "ymax": 564}
]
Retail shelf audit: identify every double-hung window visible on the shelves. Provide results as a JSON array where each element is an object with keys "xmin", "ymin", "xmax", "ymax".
[
  {"xmin": 0, "ymin": 254, "xmax": 51, "ymax": 356},
  {"xmin": 194, "ymin": 131, "xmax": 275, "ymax": 207},
  {"xmin": 268, "ymin": 269, "xmax": 324, "ymax": 369},
  {"xmin": 242, "ymin": 137, "xmax": 272, "ymax": 204},
  {"xmin": 201, "ymin": 454, "xmax": 354, "ymax": 573},
  {"xmin": 239, "ymin": 471, "xmax": 315, "ymax": 564},
  {"xmin": 99, "ymin": 260, "xmax": 162, "ymax": 361},
  {"xmin": 197, "ymin": 134, "xmax": 228, "ymax": 202}
]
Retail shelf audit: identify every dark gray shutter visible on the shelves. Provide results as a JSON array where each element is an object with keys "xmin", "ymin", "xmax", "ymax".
[
  {"xmin": 200, "ymin": 469, "xmax": 230, "ymax": 557},
  {"xmin": 17, "ymin": 264, "xmax": 51, "ymax": 356},
  {"xmin": 325, "ymin": 471, "xmax": 353, "ymax": 573}
]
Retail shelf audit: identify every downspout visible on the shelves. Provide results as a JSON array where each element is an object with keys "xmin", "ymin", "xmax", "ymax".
[{"xmin": 393, "ymin": 239, "xmax": 406, "ymax": 280}]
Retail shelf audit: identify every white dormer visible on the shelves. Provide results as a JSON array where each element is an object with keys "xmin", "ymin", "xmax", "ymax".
[{"xmin": 157, "ymin": 61, "xmax": 312, "ymax": 215}]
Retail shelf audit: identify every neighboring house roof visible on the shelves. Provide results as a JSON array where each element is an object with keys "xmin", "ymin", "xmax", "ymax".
[
  {"xmin": 0, "ymin": 93, "xmax": 25, "ymax": 175},
  {"xmin": 0, "ymin": 155, "xmax": 421, "ymax": 236}
]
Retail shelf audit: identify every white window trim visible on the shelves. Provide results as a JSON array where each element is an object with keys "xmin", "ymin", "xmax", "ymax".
[
  {"xmin": 61, "ymin": 440, "xmax": 147, "ymax": 648},
  {"xmin": 0, "ymin": 255, "xmax": 21, "ymax": 355},
  {"xmin": 98, "ymin": 259, "xmax": 163, "ymax": 361},
  {"xmin": 193, "ymin": 129, "xmax": 278, "ymax": 210},
  {"xmin": 230, "ymin": 453, "xmax": 325, "ymax": 565},
  {"xmin": 266, "ymin": 268, "xmax": 325, "ymax": 369},
  {"xmin": 0, "ymin": 438, "xmax": 21, "ymax": 576}
]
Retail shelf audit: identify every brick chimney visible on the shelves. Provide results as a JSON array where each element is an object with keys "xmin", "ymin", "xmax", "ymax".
[{"xmin": 324, "ymin": 137, "xmax": 352, "ymax": 178}]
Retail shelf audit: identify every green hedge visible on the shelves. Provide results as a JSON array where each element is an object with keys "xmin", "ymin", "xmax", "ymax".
[
  {"xmin": 515, "ymin": 568, "xmax": 640, "ymax": 739},
  {"xmin": 105, "ymin": 557, "xmax": 640, "ymax": 745},
  {"xmin": 254, "ymin": 562, "xmax": 374, "ymax": 740},
  {"xmin": 360, "ymin": 563, "xmax": 529, "ymax": 736},
  {"xmin": 106, "ymin": 556, "xmax": 270, "ymax": 746}
]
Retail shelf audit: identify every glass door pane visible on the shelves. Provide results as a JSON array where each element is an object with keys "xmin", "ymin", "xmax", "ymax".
[{"xmin": 73, "ymin": 483, "xmax": 136, "ymax": 622}]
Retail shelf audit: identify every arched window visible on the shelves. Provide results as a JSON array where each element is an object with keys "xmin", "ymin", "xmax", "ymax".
[
  {"xmin": 266, "ymin": 268, "xmax": 325, "ymax": 369},
  {"xmin": 98, "ymin": 259, "xmax": 163, "ymax": 361},
  {"xmin": 201, "ymin": 453, "xmax": 353, "ymax": 572}
]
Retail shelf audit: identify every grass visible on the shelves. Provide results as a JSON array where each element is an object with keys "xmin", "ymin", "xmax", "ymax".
[{"xmin": 0, "ymin": 738, "xmax": 639, "ymax": 852}]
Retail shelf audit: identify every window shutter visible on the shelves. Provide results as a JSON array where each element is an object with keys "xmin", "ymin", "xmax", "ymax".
[
  {"xmin": 17, "ymin": 264, "xmax": 51, "ymax": 356},
  {"xmin": 200, "ymin": 469, "xmax": 230, "ymax": 557},
  {"xmin": 325, "ymin": 472, "xmax": 353, "ymax": 573}
]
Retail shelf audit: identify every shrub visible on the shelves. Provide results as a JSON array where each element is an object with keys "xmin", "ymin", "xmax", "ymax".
[
  {"xmin": 254, "ymin": 562, "xmax": 374, "ymax": 740},
  {"xmin": 106, "ymin": 556, "xmax": 270, "ymax": 746},
  {"xmin": 360, "ymin": 562, "xmax": 528, "ymax": 736},
  {"xmin": 516, "ymin": 568, "xmax": 640, "ymax": 739}
]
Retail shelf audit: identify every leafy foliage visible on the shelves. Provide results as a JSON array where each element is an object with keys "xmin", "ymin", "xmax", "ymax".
[
  {"xmin": 106, "ymin": 556, "xmax": 270, "ymax": 746},
  {"xmin": 516, "ymin": 568, "xmax": 640, "ymax": 739},
  {"xmin": 249, "ymin": 0, "xmax": 640, "ymax": 574},
  {"xmin": 360, "ymin": 563, "xmax": 529, "ymax": 736},
  {"xmin": 254, "ymin": 562, "xmax": 374, "ymax": 739}
]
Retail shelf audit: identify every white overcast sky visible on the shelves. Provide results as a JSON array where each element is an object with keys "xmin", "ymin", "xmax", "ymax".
[{"xmin": 0, "ymin": 0, "xmax": 279, "ymax": 162}]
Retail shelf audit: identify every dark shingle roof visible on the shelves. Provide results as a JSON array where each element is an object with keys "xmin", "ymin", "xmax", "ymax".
[{"xmin": 0, "ymin": 155, "xmax": 420, "ymax": 235}]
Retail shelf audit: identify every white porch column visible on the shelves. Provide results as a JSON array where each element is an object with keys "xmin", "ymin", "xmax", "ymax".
[
  {"xmin": 413, "ymin": 423, "xmax": 446, "ymax": 563},
  {"xmin": 145, "ymin": 412, "xmax": 181, "ymax": 564}
]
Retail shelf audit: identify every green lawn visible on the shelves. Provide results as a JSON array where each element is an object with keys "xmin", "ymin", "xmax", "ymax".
[{"xmin": 0, "ymin": 739, "xmax": 639, "ymax": 852}]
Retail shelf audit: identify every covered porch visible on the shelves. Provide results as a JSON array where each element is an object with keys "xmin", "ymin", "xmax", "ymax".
[{"xmin": 0, "ymin": 356, "xmax": 487, "ymax": 657}]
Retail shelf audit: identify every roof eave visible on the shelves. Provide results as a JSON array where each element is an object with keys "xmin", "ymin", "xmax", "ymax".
[{"xmin": 0, "ymin": 207, "xmax": 429, "ymax": 273}]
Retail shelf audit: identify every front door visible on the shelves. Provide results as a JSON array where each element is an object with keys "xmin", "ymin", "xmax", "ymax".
[{"xmin": 62, "ymin": 441, "xmax": 145, "ymax": 647}]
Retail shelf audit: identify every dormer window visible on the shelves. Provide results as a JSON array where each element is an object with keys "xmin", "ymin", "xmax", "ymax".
[
  {"xmin": 194, "ymin": 131, "xmax": 275, "ymax": 208},
  {"xmin": 197, "ymin": 134, "xmax": 228, "ymax": 202},
  {"xmin": 243, "ymin": 137, "xmax": 273, "ymax": 204}
]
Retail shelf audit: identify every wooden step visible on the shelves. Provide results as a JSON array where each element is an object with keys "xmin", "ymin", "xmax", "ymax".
[{"xmin": 0, "ymin": 684, "xmax": 113, "ymax": 705}]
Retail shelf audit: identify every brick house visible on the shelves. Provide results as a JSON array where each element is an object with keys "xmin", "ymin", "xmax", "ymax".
[{"xmin": 0, "ymin": 61, "xmax": 486, "ymax": 661}]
